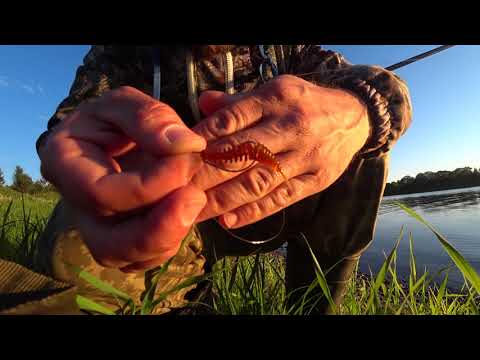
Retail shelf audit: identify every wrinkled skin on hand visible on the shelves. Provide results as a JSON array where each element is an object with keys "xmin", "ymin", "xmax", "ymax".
[
  {"xmin": 39, "ymin": 86, "xmax": 208, "ymax": 272},
  {"xmin": 191, "ymin": 75, "xmax": 371, "ymax": 229}
]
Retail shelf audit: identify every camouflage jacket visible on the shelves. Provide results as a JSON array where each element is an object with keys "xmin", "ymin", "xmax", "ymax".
[{"xmin": 37, "ymin": 45, "xmax": 412, "ymax": 157}]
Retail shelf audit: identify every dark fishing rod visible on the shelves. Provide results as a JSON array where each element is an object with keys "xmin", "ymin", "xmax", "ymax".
[{"xmin": 386, "ymin": 45, "xmax": 456, "ymax": 71}]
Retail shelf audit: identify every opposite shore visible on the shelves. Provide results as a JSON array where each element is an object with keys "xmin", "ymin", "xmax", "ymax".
[{"xmin": 384, "ymin": 167, "xmax": 480, "ymax": 196}]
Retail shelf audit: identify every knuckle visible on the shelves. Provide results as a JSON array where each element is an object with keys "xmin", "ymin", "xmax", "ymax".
[
  {"xmin": 277, "ymin": 74, "xmax": 299, "ymax": 83},
  {"xmin": 271, "ymin": 186, "xmax": 291, "ymax": 208},
  {"xmin": 269, "ymin": 75, "xmax": 301, "ymax": 100},
  {"xmin": 129, "ymin": 179, "xmax": 153, "ymax": 206},
  {"xmin": 79, "ymin": 180, "xmax": 116, "ymax": 216},
  {"xmin": 269, "ymin": 78, "xmax": 290, "ymax": 102},
  {"xmin": 45, "ymin": 134, "xmax": 64, "ymax": 157},
  {"xmin": 314, "ymin": 169, "xmax": 331, "ymax": 190},
  {"xmin": 240, "ymin": 202, "xmax": 262, "ymax": 221},
  {"xmin": 105, "ymin": 85, "xmax": 142, "ymax": 105},
  {"xmin": 41, "ymin": 136, "xmax": 67, "ymax": 182},
  {"xmin": 111, "ymin": 87, "xmax": 175, "ymax": 126},
  {"xmin": 244, "ymin": 167, "xmax": 275, "ymax": 198},
  {"xmin": 209, "ymin": 104, "xmax": 248, "ymax": 136},
  {"xmin": 133, "ymin": 102, "xmax": 166, "ymax": 128},
  {"xmin": 207, "ymin": 189, "xmax": 231, "ymax": 214}
]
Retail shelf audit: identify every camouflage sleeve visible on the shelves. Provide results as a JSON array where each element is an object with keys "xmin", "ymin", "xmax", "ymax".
[
  {"xmin": 287, "ymin": 45, "xmax": 413, "ymax": 158},
  {"xmin": 35, "ymin": 46, "xmax": 146, "ymax": 154}
]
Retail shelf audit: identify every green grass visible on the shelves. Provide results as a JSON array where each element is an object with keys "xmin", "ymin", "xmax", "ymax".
[
  {"xmin": 0, "ymin": 187, "xmax": 59, "ymax": 267},
  {"xmin": 209, "ymin": 226, "xmax": 479, "ymax": 315},
  {"xmin": 0, "ymin": 187, "xmax": 59, "ymax": 229},
  {"xmin": 0, "ymin": 188, "xmax": 478, "ymax": 315}
]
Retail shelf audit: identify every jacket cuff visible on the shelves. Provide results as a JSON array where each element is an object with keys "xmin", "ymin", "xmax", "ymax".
[{"xmin": 323, "ymin": 65, "xmax": 412, "ymax": 158}]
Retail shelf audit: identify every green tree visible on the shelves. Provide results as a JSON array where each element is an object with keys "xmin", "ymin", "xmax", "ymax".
[
  {"xmin": 12, "ymin": 166, "xmax": 34, "ymax": 193},
  {"xmin": 385, "ymin": 167, "xmax": 480, "ymax": 196},
  {"xmin": 30, "ymin": 177, "xmax": 57, "ymax": 193},
  {"xmin": 0, "ymin": 168, "xmax": 4, "ymax": 186}
]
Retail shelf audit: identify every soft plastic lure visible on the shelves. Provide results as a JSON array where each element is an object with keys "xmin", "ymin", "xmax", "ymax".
[
  {"xmin": 200, "ymin": 140, "xmax": 290, "ymax": 245},
  {"xmin": 200, "ymin": 140, "xmax": 288, "ymax": 183}
]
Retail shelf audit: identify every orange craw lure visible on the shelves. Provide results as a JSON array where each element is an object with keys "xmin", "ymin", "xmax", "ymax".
[
  {"xmin": 199, "ymin": 140, "xmax": 290, "ymax": 246},
  {"xmin": 200, "ymin": 140, "xmax": 289, "ymax": 183}
]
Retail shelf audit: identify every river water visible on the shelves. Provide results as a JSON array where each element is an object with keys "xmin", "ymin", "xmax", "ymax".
[{"xmin": 358, "ymin": 186, "xmax": 480, "ymax": 289}]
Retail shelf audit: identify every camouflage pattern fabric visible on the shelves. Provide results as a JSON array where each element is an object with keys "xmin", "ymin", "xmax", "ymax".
[
  {"xmin": 0, "ymin": 259, "xmax": 81, "ymax": 315},
  {"xmin": 2, "ymin": 45, "xmax": 412, "ymax": 314}
]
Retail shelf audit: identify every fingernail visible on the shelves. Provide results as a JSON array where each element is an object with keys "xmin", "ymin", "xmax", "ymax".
[
  {"xmin": 164, "ymin": 124, "xmax": 204, "ymax": 147},
  {"xmin": 223, "ymin": 212, "xmax": 237, "ymax": 228},
  {"xmin": 181, "ymin": 198, "xmax": 206, "ymax": 227}
]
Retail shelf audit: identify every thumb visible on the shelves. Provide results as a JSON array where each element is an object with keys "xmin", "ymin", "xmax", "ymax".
[{"xmin": 199, "ymin": 90, "xmax": 238, "ymax": 116}]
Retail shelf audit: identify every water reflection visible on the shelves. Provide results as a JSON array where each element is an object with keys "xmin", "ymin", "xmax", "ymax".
[
  {"xmin": 379, "ymin": 186, "xmax": 480, "ymax": 215},
  {"xmin": 360, "ymin": 186, "xmax": 480, "ymax": 289}
]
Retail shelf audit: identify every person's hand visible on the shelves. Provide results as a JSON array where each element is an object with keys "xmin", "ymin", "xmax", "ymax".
[
  {"xmin": 39, "ymin": 86, "xmax": 207, "ymax": 272},
  {"xmin": 191, "ymin": 75, "xmax": 371, "ymax": 229}
]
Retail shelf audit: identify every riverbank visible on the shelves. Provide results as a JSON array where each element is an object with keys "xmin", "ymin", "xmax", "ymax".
[
  {"xmin": 0, "ymin": 189, "xmax": 478, "ymax": 315},
  {"xmin": 385, "ymin": 184, "xmax": 480, "ymax": 197},
  {"xmin": 384, "ymin": 167, "xmax": 480, "ymax": 196}
]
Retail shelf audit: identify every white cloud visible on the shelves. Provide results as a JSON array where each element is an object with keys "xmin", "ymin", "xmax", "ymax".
[
  {"xmin": 21, "ymin": 84, "xmax": 35, "ymax": 94},
  {"xmin": 0, "ymin": 76, "xmax": 45, "ymax": 94},
  {"xmin": 39, "ymin": 115, "xmax": 49, "ymax": 121}
]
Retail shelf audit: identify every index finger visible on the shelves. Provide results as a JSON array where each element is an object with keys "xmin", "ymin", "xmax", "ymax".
[{"xmin": 80, "ymin": 86, "xmax": 206, "ymax": 155}]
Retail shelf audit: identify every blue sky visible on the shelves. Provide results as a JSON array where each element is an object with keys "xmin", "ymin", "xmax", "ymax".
[{"xmin": 0, "ymin": 45, "xmax": 478, "ymax": 184}]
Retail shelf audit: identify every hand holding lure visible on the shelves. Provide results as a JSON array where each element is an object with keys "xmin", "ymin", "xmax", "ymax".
[{"xmin": 200, "ymin": 140, "xmax": 291, "ymax": 245}]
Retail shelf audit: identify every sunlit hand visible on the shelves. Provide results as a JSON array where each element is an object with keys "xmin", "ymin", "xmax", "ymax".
[
  {"xmin": 192, "ymin": 75, "xmax": 370, "ymax": 229},
  {"xmin": 39, "ymin": 87, "xmax": 207, "ymax": 272}
]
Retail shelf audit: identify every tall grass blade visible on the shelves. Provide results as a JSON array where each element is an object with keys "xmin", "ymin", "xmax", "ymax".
[
  {"xmin": 395, "ymin": 201, "xmax": 480, "ymax": 294},
  {"xmin": 366, "ymin": 226, "xmax": 404, "ymax": 312},
  {"xmin": 299, "ymin": 232, "xmax": 336, "ymax": 314},
  {"xmin": 151, "ymin": 274, "xmax": 210, "ymax": 308},
  {"xmin": 246, "ymin": 253, "xmax": 261, "ymax": 290},
  {"xmin": 0, "ymin": 200, "xmax": 14, "ymax": 258},
  {"xmin": 76, "ymin": 295, "xmax": 116, "ymax": 315},
  {"xmin": 228, "ymin": 256, "xmax": 240, "ymax": 292},
  {"xmin": 409, "ymin": 232, "xmax": 417, "ymax": 283},
  {"xmin": 67, "ymin": 263, "xmax": 131, "ymax": 301},
  {"xmin": 435, "ymin": 271, "xmax": 449, "ymax": 313}
]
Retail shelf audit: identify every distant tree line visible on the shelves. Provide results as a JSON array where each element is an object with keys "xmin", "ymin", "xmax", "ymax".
[
  {"xmin": 2, "ymin": 165, "xmax": 478, "ymax": 197},
  {"xmin": 385, "ymin": 167, "xmax": 480, "ymax": 196},
  {"xmin": 0, "ymin": 166, "xmax": 57, "ymax": 194}
]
